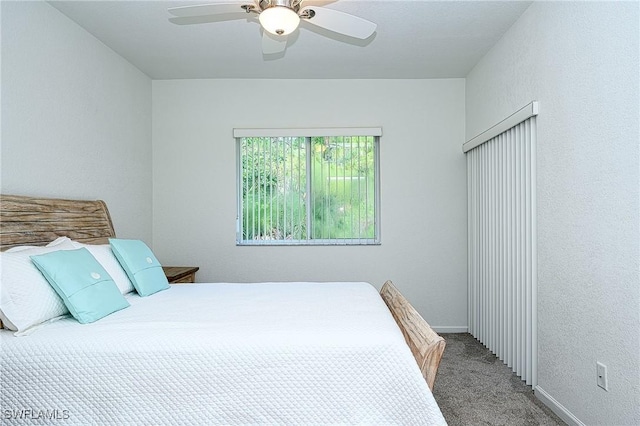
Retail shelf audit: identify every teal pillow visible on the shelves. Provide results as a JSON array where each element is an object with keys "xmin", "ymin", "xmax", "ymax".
[
  {"xmin": 30, "ymin": 248, "xmax": 130, "ymax": 324},
  {"xmin": 109, "ymin": 239, "xmax": 170, "ymax": 297}
]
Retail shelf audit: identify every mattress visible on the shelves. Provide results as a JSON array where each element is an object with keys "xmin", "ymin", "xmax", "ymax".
[{"xmin": 0, "ymin": 282, "xmax": 446, "ymax": 425}]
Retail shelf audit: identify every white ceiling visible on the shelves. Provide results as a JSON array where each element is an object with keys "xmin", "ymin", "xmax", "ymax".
[{"xmin": 49, "ymin": 0, "xmax": 532, "ymax": 79}]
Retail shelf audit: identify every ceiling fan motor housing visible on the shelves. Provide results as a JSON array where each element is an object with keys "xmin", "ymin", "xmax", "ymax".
[{"xmin": 258, "ymin": 0, "xmax": 301, "ymax": 13}]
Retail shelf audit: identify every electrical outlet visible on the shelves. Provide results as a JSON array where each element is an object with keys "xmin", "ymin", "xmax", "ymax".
[{"xmin": 597, "ymin": 362, "xmax": 608, "ymax": 391}]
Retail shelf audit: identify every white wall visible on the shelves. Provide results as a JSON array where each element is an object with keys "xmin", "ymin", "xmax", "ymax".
[
  {"xmin": 466, "ymin": 2, "xmax": 639, "ymax": 425},
  {"xmin": 152, "ymin": 79, "xmax": 467, "ymax": 328},
  {"xmin": 1, "ymin": 2, "xmax": 153, "ymax": 242}
]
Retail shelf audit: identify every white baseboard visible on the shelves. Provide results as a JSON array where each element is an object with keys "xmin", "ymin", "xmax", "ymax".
[
  {"xmin": 535, "ymin": 386, "xmax": 585, "ymax": 426},
  {"xmin": 431, "ymin": 326, "xmax": 468, "ymax": 333}
]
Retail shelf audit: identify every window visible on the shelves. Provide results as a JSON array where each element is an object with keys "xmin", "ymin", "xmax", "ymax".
[{"xmin": 235, "ymin": 128, "xmax": 381, "ymax": 245}]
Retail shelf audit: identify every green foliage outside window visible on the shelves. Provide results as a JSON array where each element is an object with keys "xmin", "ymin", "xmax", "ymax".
[{"xmin": 239, "ymin": 135, "xmax": 377, "ymax": 244}]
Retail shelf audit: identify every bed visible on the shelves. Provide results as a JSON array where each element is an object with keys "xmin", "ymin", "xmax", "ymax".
[{"xmin": 0, "ymin": 194, "xmax": 446, "ymax": 425}]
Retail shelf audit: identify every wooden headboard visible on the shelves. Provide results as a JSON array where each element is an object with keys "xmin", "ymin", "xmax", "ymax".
[{"xmin": 0, "ymin": 194, "xmax": 116, "ymax": 251}]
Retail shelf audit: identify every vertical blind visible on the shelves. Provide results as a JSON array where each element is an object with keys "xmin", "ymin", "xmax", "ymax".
[
  {"xmin": 465, "ymin": 103, "xmax": 538, "ymax": 387},
  {"xmin": 235, "ymin": 129, "xmax": 381, "ymax": 245}
]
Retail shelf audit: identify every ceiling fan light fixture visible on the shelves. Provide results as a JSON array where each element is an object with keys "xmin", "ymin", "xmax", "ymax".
[{"xmin": 259, "ymin": 6, "xmax": 300, "ymax": 36}]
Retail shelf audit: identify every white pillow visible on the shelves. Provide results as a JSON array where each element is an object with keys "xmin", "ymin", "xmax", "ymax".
[
  {"xmin": 6, "ymin": 245, "xmax": 39, "ymax": 253},
  {"xmin": 70, "ymin": 242, "xmax": 135, "ymax": 295},
  {"xmin": 0, "ymin": 241, "xmax": 76, "ymax": 331},
  {"xmin": 46, "ymin": 236, "xmax": 73, "ymax": 247},
  {"xmin": 5, "ymin": 236, "xmax": 73, "ymax": 253}
]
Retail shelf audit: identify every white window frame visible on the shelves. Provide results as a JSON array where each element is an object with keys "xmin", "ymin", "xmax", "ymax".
[{"xmin": 234, "ymin": 127, "xmax": 382, "ymax": 246}]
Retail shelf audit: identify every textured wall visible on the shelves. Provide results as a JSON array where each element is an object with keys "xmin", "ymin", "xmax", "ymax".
[
  {"xmin": 466, "ymin": 2, "xmax": 639, "ymax": 424},
  {"xmin": 152, "ymin": 78, "xmax": 467, "ymax": 330},
  {"xmin": 1, "ymin": 2, "xmax": 153, "ymax": 242}
]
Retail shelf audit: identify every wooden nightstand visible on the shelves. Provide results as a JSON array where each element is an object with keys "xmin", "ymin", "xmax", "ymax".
[{"xmin": 163, "ymin": 266, "xmax": 199, "ymax": 284}]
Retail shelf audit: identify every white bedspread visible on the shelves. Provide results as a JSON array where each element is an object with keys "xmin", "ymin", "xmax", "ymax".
[{"xmin": 0, "ymin": 282, "xmax": 446, "ymax": 425}]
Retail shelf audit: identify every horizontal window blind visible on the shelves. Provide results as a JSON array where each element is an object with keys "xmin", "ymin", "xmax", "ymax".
[{"xmin": 234, "ymin": 127, "xmax": 382, "ymax": 138}]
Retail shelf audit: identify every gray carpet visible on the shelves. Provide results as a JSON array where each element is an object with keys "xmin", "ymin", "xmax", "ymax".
[{"xmin": 432, "ymin": 333, "xmax": 565, "ymax": 426}]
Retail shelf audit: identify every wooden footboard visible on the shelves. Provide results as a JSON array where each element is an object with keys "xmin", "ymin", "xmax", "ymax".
[{"xmin": 380, "ymin": 280, "xmax": 445, "ymax": 391}]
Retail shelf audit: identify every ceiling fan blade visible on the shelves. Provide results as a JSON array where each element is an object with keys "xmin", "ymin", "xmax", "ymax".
[
  {"xmin": 168, "ymin": 3, "xmax": 249, "ymax": 18},
  {"xmin": 300, "ymin": 6, "xmax": 376, "ymax": 39},
  {"xmin": 262, "ymin": 31, "xmax": 288, "ymax": 55}
]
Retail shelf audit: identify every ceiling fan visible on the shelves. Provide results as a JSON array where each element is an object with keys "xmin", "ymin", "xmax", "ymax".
[{"xmin": 168, "ymin": 0, "xmax": 377, "ymax": 55}]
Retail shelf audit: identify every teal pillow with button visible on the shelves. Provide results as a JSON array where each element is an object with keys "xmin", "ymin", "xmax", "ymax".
[
  {"xmin": 109, "ymin": 239, "xmax": 170, "ymax": 297},
  {"xmin": 30, "ymin": 248, "xmax": 130, "ymax": 324}
]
